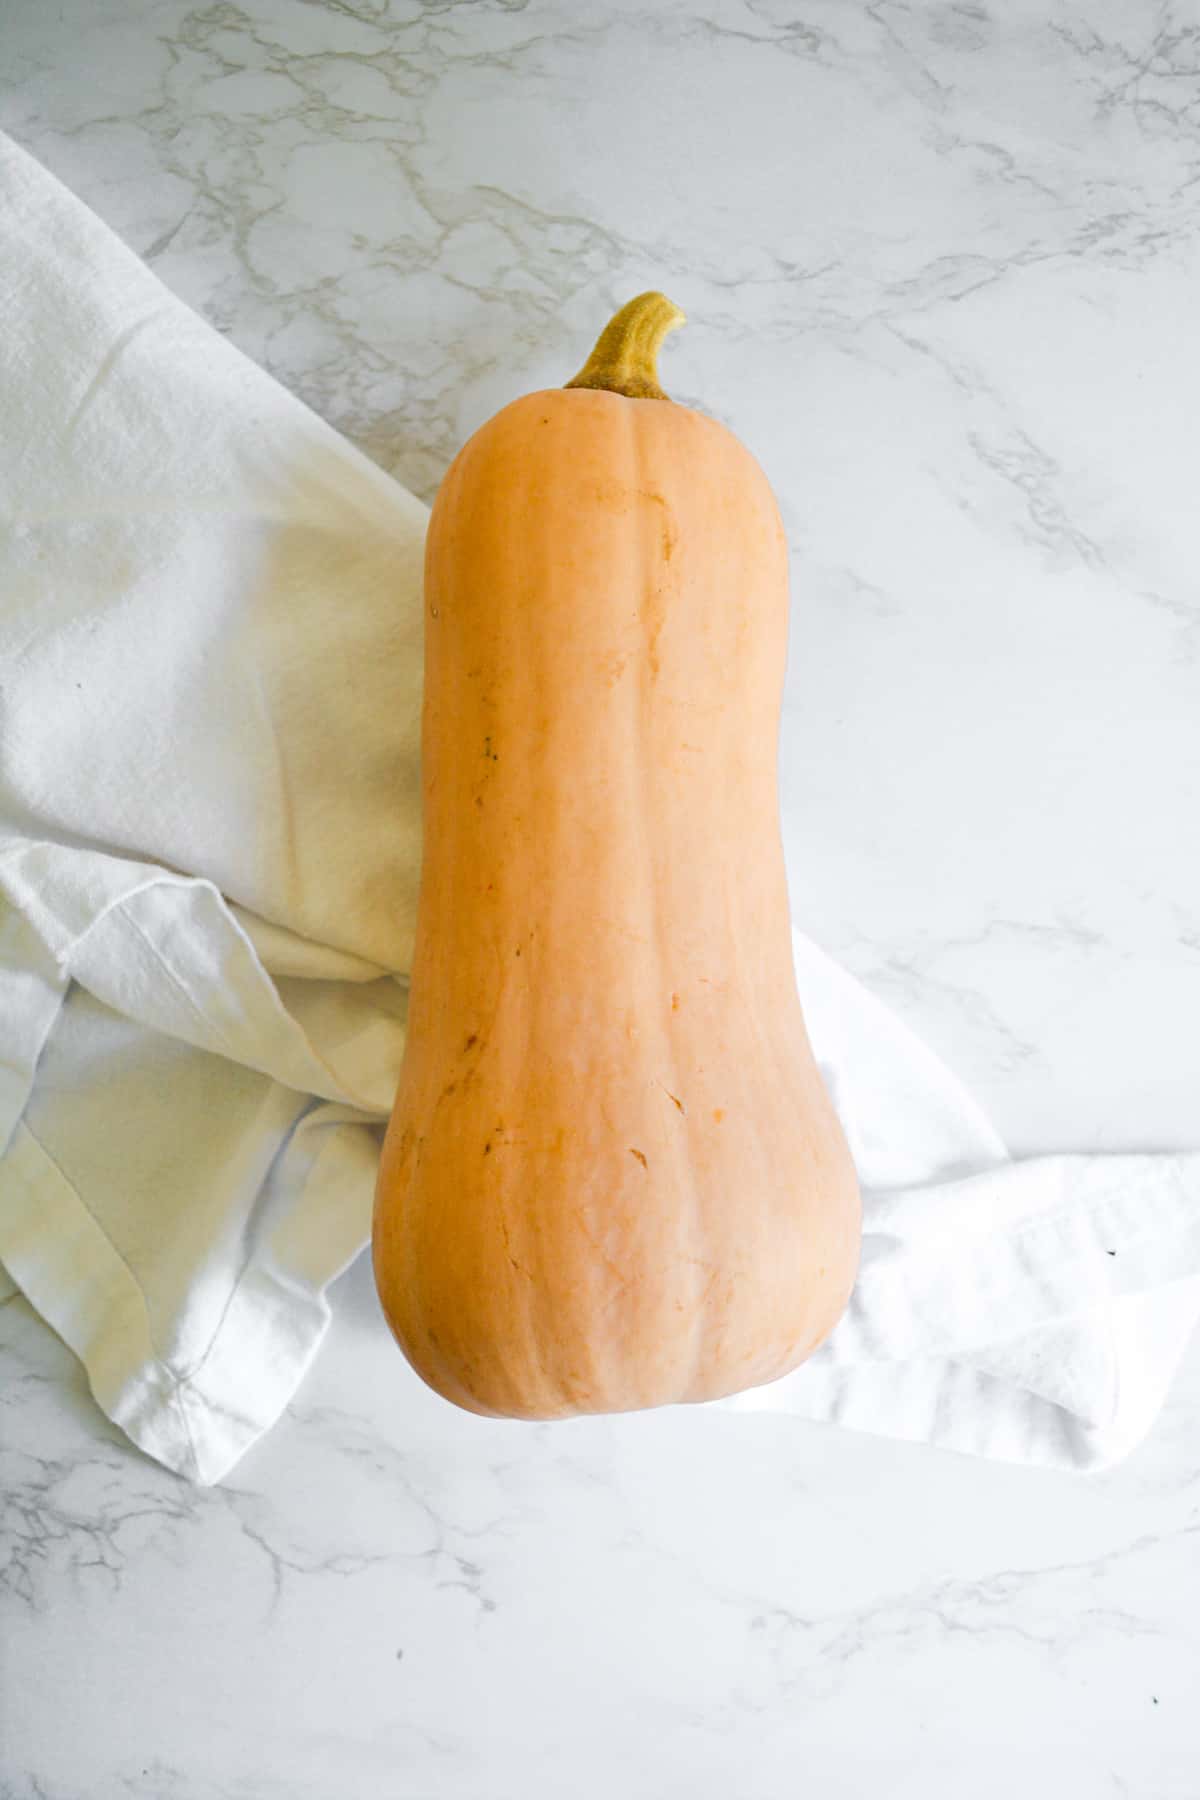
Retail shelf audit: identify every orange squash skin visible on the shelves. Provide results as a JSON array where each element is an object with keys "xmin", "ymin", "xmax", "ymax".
[{"xmin": 373, "ymin": 384, "xmax": 861, "ymax": 1419}]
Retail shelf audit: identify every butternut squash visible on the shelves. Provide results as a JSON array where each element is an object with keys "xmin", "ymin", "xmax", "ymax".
[{"xmin": 373, "ymin": 293, "xmax": 861, "ymax": 1418}]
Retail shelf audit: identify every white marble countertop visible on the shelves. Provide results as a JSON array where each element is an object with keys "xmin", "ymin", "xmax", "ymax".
[{"xmin": 3, "ymin": 3, "xmax": 1199, "ymax": 1794}]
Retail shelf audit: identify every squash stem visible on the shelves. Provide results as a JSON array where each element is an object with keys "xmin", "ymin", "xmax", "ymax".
[{"xmin": 564, "ymin": 292, "xmax": 686, "ymax": 402}]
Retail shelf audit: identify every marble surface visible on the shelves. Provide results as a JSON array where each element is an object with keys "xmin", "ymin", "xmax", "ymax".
[{"xmin": 2, "ymin": 1, "xmax": 1199, "ymax": 1794}]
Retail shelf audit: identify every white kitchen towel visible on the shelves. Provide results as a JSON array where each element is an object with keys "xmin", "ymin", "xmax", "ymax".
[{"xmin": 2, "ymin": 130, "xmax": 1197, "ymax": 1485}]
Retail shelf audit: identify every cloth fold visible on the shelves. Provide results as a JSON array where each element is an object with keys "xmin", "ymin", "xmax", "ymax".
[{"xmin": 2, "ymin": 129, "xmax": 1197, "ymax": 1484}]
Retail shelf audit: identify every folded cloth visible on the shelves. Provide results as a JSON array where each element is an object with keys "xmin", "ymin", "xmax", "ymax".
[
  {"xmin": 2, "ymin": 130, "xmax": 1197, "ymax": 1484},
  {"xmin": 719, "ymin": 936, "xmax": 1200, "ymax": 1468}
]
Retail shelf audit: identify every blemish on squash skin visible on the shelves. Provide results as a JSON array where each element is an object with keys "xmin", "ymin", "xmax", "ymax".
[
  {"xmin": 628, "ymin": 1148, "xmax": 648, "ymax": 1169},
  {"xmin": 628, "ymin": 489, "xmax": 674, "ymax": 683},
  {"xmin": 713, "ymin": 1108, "xmax": 725, "ymax": 1123},
  {"xmin": 645, "ymin": 610, "xmax": 664, "ymax": 682},
  {"xmin": 670, "ymin": 992, "xmax": 681, "ymax": 1010},
  {"xmin": 636, "ymin": 488, "xmax": 678, "ymax": 562},
  {"xmin": 499, "ymin": 1212, "xmax": 534, "ymax": 1281},
  {"xmin": 464, "ymin": 1033, "xmax": 478, "ymax": 1050},
  {"xmin": 393, "ymin": 1125, "xmax": 415, "ymax": 1171},
  {"xmin": 600, "ymin": 647, "xmax": 630, "ymax": 686}
]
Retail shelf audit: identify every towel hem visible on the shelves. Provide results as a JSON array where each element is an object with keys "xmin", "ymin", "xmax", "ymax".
[{"xmin": 0, "ymin": 1118, "xmax": 370, "ymax": 1484}]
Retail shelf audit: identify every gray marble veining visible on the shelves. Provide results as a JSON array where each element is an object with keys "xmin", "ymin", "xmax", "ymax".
[{"xmin": 4, "ymin": 1257, "xmax": 1200, "ymax": 1796}]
